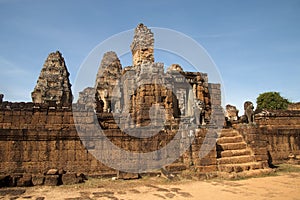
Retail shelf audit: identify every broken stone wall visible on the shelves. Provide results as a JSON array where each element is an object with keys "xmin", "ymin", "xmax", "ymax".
[
  {"xmin": 288, "ymin": 102, "xmax": 300, "ymax": 111},
  {"xmin": 237, "ymin": 111, "xmax": 300, "ymax": 164}
]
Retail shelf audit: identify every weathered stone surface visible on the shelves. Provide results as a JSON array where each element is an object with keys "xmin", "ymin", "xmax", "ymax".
[
  {"xmin": 16, "ymin": 174, "xmax": 32, "ymax": 187},
  {"xmin": 44, "ymin": 175, "xmax": 59, "ymax": 186},
  {"xmin": 130, "ymin": 23, "xmax": 154, "ymax": 66},
  {"xmin": 77, "ymin": 87, "xmax": 96, "ymax": 110},
  {"xmin": 243, "ymin": 101, "xmax": 254, "ymax": 123},
  {"xmin": 95, "ymin": 51, "xmax": 122, "ymax": 113},
  {"xmin": 31, "ymin": 51, "xmax": 72, "ymax": 106},
  {"xmin": 167, "ymin": 64, "xmax": 183, "ymax": 73},
  {"xmin": 217, "ymin": 128, "xmax": 271, "ymax": 177},
  {"xmin": 10, "ymin": 174, "xmax": 22, "ymax": 187},
  {"xmin": 288, "ymin": 102, "xmax": 300, "ymax": 110},
  {"xmin": 0, "ymin": 94, "xmax": 3, "ymax": 104},
  {"xmin": 32, "ymin": 175, "xmax": 45, "ymax": 186},
  {"xmin": 62, "ymin": 173, "xmax": 79, "ymax": 185},
  {"xmin": 117, "ymin": 171, "xmax": 139, "ymax": 180},
  {"xmin": 225, "ymin": 104, "xmax": 239, "ymax": 121}
]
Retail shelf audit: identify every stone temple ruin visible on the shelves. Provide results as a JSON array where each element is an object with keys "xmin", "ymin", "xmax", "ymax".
[
  {"xmin": 91, "ymin": 23, "xmax": 213, "ymax": 129},
  {"xmin": 0, "ymin": 23, "xmax": 300, "ymax": 187}
]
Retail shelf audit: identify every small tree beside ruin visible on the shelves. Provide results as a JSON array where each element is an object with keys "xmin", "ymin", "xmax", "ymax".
[{"xmin": 256, "ymin": 92, "xmax": 290, "ymax": 110}]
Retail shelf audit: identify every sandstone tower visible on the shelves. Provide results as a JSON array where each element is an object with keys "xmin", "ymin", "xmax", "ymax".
[
  {"xmin": 130, "ymin": 23, "xmax": 154, "ymax": 66},
  {"xmin": 31, "ymin": 51, "xmax": 73, "ymax": 105},
  {"xmin": 95, "ymin": 51, "xmax": 122, "ymax": 112}
]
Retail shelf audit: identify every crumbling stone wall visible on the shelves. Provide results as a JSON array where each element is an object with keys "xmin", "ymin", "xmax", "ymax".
[
  {"xmin": 288, "ymin": 102, "xmax": 300, "ymax": 111},
  {"xmin": 237, "ymin": 111, "xmax": 300, "ymax": 164}
]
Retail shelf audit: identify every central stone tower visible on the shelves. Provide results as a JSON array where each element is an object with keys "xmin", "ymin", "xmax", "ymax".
[{"xmin": 130, "ymin": 23, "xmax": 154, "ymax": 66}]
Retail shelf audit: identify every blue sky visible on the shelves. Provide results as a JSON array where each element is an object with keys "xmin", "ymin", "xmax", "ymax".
[{"xmin": 0, "ymin": 0, "xmax": 299, "ymax": 112}]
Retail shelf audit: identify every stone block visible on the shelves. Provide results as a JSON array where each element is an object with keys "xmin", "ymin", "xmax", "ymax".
[
  {"xmin": 32, "ymin": 175, "xmax": 45, "ymax": 186},
  {"xmin": 44, "ymin": 175, "xmax": 59, "ymax": 186},
  {"xmin": 197, "ymin": 157, "xmax": 217, "ymax": 166},
  {"xmin": 62, "ymin": 173, "xmax": 82, "ymax": 185},
  {"xmin": 165, "ymin": 164, "xmax": 187, "ymax": 172},
  {"xmin": 9, "ymin": 174, "xmax": 22, "ymax": 187},
  {"xmin": 16, "ymin": 174, "xmax": 32, "ymax": 187},
  {"xmin": 117, "ymin": 171, "xmax": 139, "ymax": 180},
  {"xmin": 38, "ymin": 151, "xmax": 49, "ymax": 162},
  {"xmin": 196, "ymin": 165, "xmax": 217, "ymax": 173}
]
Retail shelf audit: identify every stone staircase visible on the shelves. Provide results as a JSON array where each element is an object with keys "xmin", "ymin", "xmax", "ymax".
[{"xmin": 217, "ymin": 129, "xmax": 273, "ymax": 178}]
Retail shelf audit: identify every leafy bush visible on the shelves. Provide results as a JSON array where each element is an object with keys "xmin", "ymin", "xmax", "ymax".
[{"xmin": 256, "ymin": 92, "xmax": 290, "ymax": 110}]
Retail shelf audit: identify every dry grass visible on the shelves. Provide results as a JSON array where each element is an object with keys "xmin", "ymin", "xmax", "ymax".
[{"xmin": 275, "ymin": 164, "xmax": 300, "ymax": 173}]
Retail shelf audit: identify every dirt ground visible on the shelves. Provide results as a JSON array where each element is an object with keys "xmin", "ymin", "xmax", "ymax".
[{"xmin": 1, "ymin": 167, "xmax": 300, "ymax": 200}]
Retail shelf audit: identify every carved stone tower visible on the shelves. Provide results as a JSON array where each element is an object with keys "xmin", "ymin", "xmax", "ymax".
[
  {"xmin": 95, "ymin": 51, "xmax": 122, "ymax": 112},
  {"xmin": 130, "ymin": 23, "xmax": 154, "ymax": 66},
  {"xmin": 31, "ymin": 51, "xmax": 73, "ymax": 105}
]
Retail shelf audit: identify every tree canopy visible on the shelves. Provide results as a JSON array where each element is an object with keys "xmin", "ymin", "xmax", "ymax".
[{"xmin": 256, "ymin": 92, "xmax": 290, "ymax": 110}]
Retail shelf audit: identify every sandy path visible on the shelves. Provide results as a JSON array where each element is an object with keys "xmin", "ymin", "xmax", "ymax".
[{"xmin": 1, "ymin": 172, "xmax": 300, "ymax": 200}]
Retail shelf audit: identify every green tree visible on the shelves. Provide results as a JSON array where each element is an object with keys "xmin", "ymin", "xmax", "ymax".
[{"xmin": 256, "ymin": 92, "xmax": 290, "ymax": 110}]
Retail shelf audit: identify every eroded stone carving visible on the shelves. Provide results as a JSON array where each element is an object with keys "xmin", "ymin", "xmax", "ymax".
[
  {"xmin": 31, "ymin": 51, "xmax": 73, "ymax": 106},
  {"xmin": 225, "ymin": 104, "xmax": 239, "ymax": 121},
  {"xmin": 244, "ymin": 101, "xmax": 254, "ymax": 123},
  {"xmin": 194, "ymin": 99, "xmax": 206, "ymax": 126}
]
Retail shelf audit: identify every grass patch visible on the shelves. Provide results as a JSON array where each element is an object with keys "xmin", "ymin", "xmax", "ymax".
[
  {"xmin": 275, "ymin": 164, "xmax": 300, "ymax": 173},
  {"xmin": 227, "ymin": 164, "xmax": 300, "ymax": 181}
]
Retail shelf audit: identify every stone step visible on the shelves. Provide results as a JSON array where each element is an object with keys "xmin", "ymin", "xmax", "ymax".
[
  {"xmin": 217, "ymin": 162, "xmax": 264, "ymax": 173},
  {"xmin": 218, "ymin": 168, "xmax": 274, "ymax": 179},
  {"xmin": 165, "ymin": 164, "xmax": 187, "ymax": 173},
  {"xmin": 219, "ymin": 129, "xmax": 239, "ymax": 138},
  {"xmin": 219, "ymin": 149, "xmax": 252, "ymax": 158},
  {"xmin": 217, "ymin": 155, "xmax": 255, "ymax": 165},
  {"xmin": 217, "ymin": 142, "xmax": 247, "ymax": 151},
  {"xmin": 217, "ymin": 135, "xmax": 243, "ymax": 144}
]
